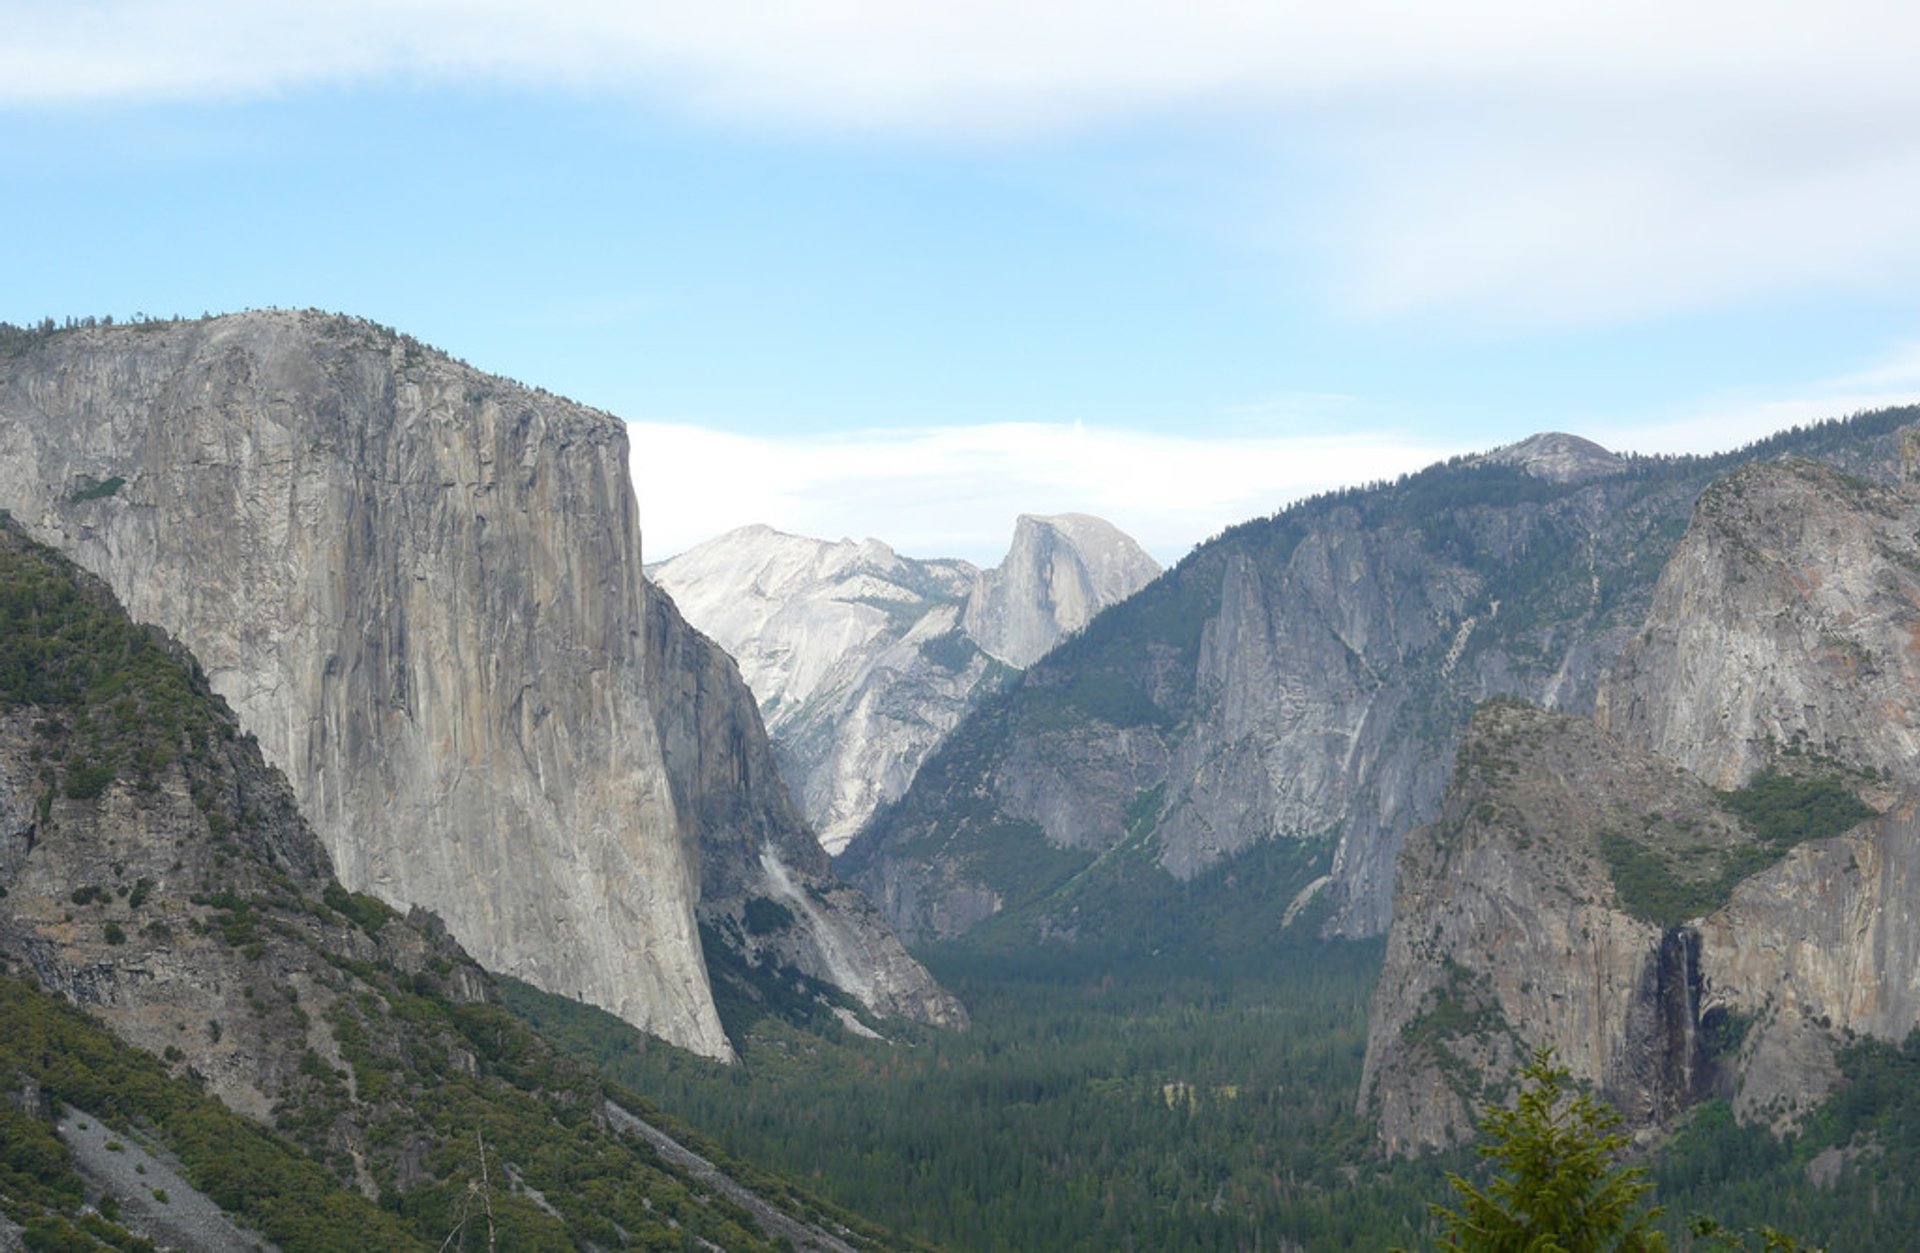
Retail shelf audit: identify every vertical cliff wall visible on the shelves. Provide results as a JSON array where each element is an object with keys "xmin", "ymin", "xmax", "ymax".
[
  {"xmin": 848, "ymin": 419, "xmax": 1920, "ymax": 952},
  {"xmin": 1367, "ymin": 459, "xmax": 1920, "ymax": 1152},
  {"xmin": 0, "ymin": 313, "xmax": 845, "ymax": 1058},
  {"xmin": 1597, "ymin": 459, "xmax": 1920, "ymax": 787},
  {"xmin": 650, "ymin": 526, "xmax": 996, "ymax": 855},
  {"xmin": 645, "ymin": 584, "xmax": 968, "ymax": 1027},
  {"xmin": 847, "ymin": 458, "xmax": 1691, "ymax": 945},
  {"xmin": 1360, "ymin": 702, "xmax": 1737, "ymax": 1153},
  {"xmin": 962, "ymin": 513, "xmax": 1162, "ymax": 668}
]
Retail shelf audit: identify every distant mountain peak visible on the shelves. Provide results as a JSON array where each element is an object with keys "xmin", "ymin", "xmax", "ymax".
[
  {"xmin": 653, "ymin": 512, "xmax": 1159, "ymax": 852},
  {"xmin": 1483, "ymin": 431, "xmax": 1626, "ymax": 483},
  {"xmin": 965, "ymin": 513, "xmax": 1162, "ymax": 668}
]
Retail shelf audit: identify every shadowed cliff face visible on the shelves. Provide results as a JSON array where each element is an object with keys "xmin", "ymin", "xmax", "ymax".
[
  {"xmin": 845, "ymin": 418, "xmax": 1920, "ymax": 960},
  {"xmin": 0, "ymin": 312, "xmax": 956, "ymax": 1058},
  {"xmin": 845, "ymin": 458, "xmax": 1704, "ymax": 947},
  {"xmin": 644, "ymin": 584, "xmax": 969, "ymax": 1029}
]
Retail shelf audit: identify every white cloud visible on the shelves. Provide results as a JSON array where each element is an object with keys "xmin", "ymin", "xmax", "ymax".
[
  {"xmin": 1594, "ymin": 344, "xmax": 1920, "ymax": 457},
  {"xmin": 628, "ymin": 343, "xmax": 1920, "ymax": 569},
  {"xmin": 8, "ymin": 3, "xmax": 1920, "ymax": 326},
  {"xmin": 629, "ymin": 419, "xmax": 1460, "ymax": 567}
]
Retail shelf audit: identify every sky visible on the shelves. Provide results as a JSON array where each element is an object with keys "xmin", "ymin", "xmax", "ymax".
[{"xmin": 6, "ymin": 3, "xmax": 1920, "ymax": 566}]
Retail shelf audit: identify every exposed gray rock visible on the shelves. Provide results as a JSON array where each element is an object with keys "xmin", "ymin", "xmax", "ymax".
[
  {"xmin": 1360, "ymin": 702, "xmax": 1729, "ymax": 1154},
  {"xmin": 962, "ymin": 513, "xmax": 1161, "ymax": 668},
  {"xmin": 0, "ymin": 522, "xmax": 493, "ymax": 1158},
  {"xmin": 1368, "ymin": 457, "xmax": 1920, "ymax": 1153},
  {"xmin": 847, "ymin": 462, "xmax": 1702, "ymax": 945},
  {"xmin": 0, "ymin": 312, "xmax": 953, "ymax": 1058},
  {"xmin": 645, "ymin": 583, "xmax": 967, "ymax": 1028},
  {"xmin": 651, "ymin": 514, "xmax": 1157, "ymax": 855},
  {"xmin": 1597, "ymin": 459, "xmax": 1920, "ymax": 787},
  {"xmin": 0, "ymin": 523, "xmax": 914, "ymax": 1239},
  {"xmin": 60, "ymin": 1104, "xmax": 279, "ymax": 1252},
  {"xmin": 650, "ymin": 526, "xmax": 994, "ymax": 854},
  {"xmin": 847, "ymin": 417, "xmax": 1920, "ymax": 950},
  {"xmin": 1482, "ymin": 431, "xmax": 1628, "ymax": 483}
]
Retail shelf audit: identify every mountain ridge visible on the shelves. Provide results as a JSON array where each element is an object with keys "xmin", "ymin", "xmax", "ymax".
[
  {"xmin": 840, "ymin": 410, "xmax": 1920, "ymax": 950},
  {"xmin": 651, "ymin": 511, "xmax": 1157, "ymax": 853}
]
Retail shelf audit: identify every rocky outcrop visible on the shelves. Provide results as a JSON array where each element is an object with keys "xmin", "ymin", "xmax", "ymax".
[
  {"xmin": 1363, "ymin": 700, "xmax": 1920, "ymax": 1154},
  {"xmin": 0, "ymin": 522, "xmax": 900, "ymax": 1245},
  {"xmin": 1595, "ymin": 457, "xmax": 1920, "ymax": 1126},
  {"xmin": 1694, "ymin": 800, "xmax": 1920, "ymax": 1127},
  {"xmin": 0, "ymin": 520, "xmax": 486, "ymax": 1132},
  {"xmin": 1597, "ymin": 459, "xmax": 1920, "ymax": 788},
  {"xmin": 0, "ymin": 312, "xmax": 952, "ymax": 1058},
  {"xmin": 846, "ymin": 449, "xmax": 1712, "ymax": 945},
  {"xmin": 962, "ymin": 513, "xmax": 1161, "ymax": 668},
  {"xmin": 645, "ymin": 585, "xmax": 968, "ymax": 1027},
  {"xmin": 1360, "ymin": 702, "xmax": 1743, "ymax": 1154},
  {"xmin": 1482, "ymin": 431, "xmax": 1627, "ymax": 483},
  {"xmin": 1367, "ymin": 458, "xmax": 1920, "ymax": 1153},
  {"xmin": 650, "ymin": 515, "xmax": 1157, "ymax": 854}
]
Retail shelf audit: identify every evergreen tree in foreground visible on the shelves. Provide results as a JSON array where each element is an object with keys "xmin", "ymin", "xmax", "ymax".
[
  {"xmin": 1428, "ymin": 1047, "xmax": 1665, "ymax": 1252},
  {"xmin": 1419, "ymin": 1048, "xmax": 1822, "ymax": 1253}
]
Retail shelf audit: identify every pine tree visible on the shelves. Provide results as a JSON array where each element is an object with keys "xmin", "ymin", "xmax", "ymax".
[{"xmin": 1428, "ymin": 1047, "xmax": 1665, "ymax": 1252}]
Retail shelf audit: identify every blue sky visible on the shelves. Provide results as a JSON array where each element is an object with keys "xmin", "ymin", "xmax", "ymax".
[{"xmin": 7, "ymin": 3, "xmax": 1920, "ymax": 565}]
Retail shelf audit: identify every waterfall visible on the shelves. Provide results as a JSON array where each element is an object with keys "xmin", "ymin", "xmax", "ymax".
[{"xmin": 1655, "ymin": 926, "xmax": 1706, "ymax": 1114}]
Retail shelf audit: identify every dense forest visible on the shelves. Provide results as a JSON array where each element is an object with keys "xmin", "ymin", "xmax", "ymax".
[{"xmin": 507, "ymin": 927, "xmax": 1920, "ymax": 1250}]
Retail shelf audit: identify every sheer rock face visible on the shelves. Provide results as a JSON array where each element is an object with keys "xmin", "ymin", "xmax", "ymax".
[
  {"xmin": 1361, "ymin": 703, "xmax": 1732, "ymax": 1155},
  {"xmin": 846, "ymin": 460, "xmax": 1697, "ymax": 946},
  {"xmin": 1368, "ymin": 459, "xmax": 1920, "ymax": 1154},
  {"xmin": 0, "ymin": 312, "xmax": 955, "ymax": 1057},
  {"xmin": 1697, "ymin": 802, "xmax": 1920, "ymax": 1126},
  {"xmin": 650, "ymin": 515, "xmax": 1157, "ymax": 855},
  {"xmin": 1594, "ymin": 458, "xmax": 1920, "ymax": 1124},
  {"xmin": 0, "ymin": 700, "xmax": 486, "ymax": 1128},
  {"xmin": 847, "ymin": 422, "xmax": 1920, "ymax": 951},
  {"xmin": 1597, "ymin": 459, "xmax": 1920, "ymax": 788},
  {"xmin": 644, "ymin": 584, "xmax": 968, "ymax": 1028},
  {"xmin": 1366, "ymin": 704, "xmax": 1920, "ymax": 1154},
  {"xmin": 962, "ymin": 513, "xmax": 1162, "ymax": 668}
]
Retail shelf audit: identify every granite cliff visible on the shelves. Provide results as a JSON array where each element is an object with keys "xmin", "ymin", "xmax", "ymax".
[
  {"xmin": 1361, "ymin": 701, "xmax": 1757, "ymax": 1154},
  {"xmin": 1364, "ymin": 457, "xmax": 1920, "ymax": 1154},
  {"xmin": 650, "ymin": 514, "xmax": 1156, "ymax": 854},
  {"xmin": 1596, "ymin": 458, "xmax": 1920, "ymax": 786},
  {"xmin": 961, "ymin": 513, "xmax": 1161, "ymax": 669},
  {"xmin": 0, "ymin": 312, "xmax": 956, "ymax": 1059},
  {"xmin": 0, "ymin": 519, "xmax": 908, "ymax": 1249},
  {"xmin": 841, "ymin": 417, "xmax": 1920, "ymax": 951}
]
